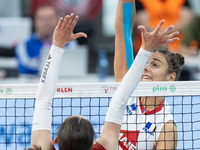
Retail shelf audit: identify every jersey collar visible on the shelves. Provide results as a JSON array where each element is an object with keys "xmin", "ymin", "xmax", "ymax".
[{"xmin": 139, "ymin": 97, "xmax": 164, "ymax": 115}]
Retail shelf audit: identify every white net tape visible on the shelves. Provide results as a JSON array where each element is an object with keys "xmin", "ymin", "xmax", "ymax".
[
  {"xmin": 1, "ymin": 81, "xmax": 200, "ymax": 98},
  {"xmin": 0, "ymin": 81, "xmax": 200, "ymax": 149}
]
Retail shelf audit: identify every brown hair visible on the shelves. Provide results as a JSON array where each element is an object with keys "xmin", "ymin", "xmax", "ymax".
[
  {"xmin": 57, "ymin": 116, "xmax": 95, "ymax": 150},
  {"xmin": 153, "ymin": 46, "xmax": 184, "ymax": 80}
]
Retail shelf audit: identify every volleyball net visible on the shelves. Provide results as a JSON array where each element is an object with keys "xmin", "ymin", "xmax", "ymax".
[{"xmin": 0, "ymin": 81, "xmax": 200, "ymax": 150}]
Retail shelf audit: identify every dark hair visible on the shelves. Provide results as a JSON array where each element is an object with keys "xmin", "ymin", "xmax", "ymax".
[
  {"xmin": 153, "ymin": 46, "xmax": 184, "ymax": 80},
  {"xmin": 57, "ymin": 116, "xmax": 95, "ymax": 150}
]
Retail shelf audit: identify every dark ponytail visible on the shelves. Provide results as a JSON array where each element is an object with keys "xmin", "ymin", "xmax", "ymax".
[{"xmin": 174, "ymin": 53, "xmax": 185, "ymax": 66}]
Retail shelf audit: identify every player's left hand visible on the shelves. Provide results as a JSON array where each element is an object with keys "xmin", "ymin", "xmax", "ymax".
[
  {"xmin": 53, "ymin": 13, "xmax": 87, "ymax": 48},
  {"xmin": 138, "ymin": 20, "xmax": 179, "ymax": 52}
]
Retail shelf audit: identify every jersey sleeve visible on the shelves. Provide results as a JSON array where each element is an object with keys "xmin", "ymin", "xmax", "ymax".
[{"xmin": 91, "ymin": 142, "xmax": 106, "ymax": 150}]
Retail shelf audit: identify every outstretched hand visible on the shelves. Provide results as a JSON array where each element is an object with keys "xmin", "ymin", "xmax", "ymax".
[
  {"xmin": 138, "ymin": 20, "xmax": 179, "ymax": 51},
  {"xmin": 53, "ymin": 13, "xmax": 87, "ymax": 48}
]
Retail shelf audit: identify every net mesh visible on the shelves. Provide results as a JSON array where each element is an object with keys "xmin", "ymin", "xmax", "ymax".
[{"xmin": 0, "ymin": 82, "xmax": 200, "ymax": 150}]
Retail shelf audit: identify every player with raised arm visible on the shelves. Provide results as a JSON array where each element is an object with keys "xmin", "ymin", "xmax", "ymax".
[
  {"xmin": 29, "ymin": 2, "xmax": 180, "ymax": 150},
  {"xmin": 115, "ymin": 0, "xmax": 183, "ymax": 149}
]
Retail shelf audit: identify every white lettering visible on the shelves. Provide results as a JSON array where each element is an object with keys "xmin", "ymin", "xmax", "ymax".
[
  {"xmin": 120, "ymin": 136, "xmax": 128, "ymax": 147},
  {"xmin": 142, "ymin": 127, "xmax": 154, "ymax": 136},
  {"xmin": 128, "ymin": 143, "xmax": 136, "ymax": 150},
  {"xmin": 119, "ymin": 133, "xmax": 123, "ymax": 139},
  {"xmin": 120, "ymin": 136, "xmax": 127, "ymax": 142}
]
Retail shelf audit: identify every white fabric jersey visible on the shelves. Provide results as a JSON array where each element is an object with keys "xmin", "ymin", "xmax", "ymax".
[{"xmin": 118, "ymin": 97, "xmax": 173, "ymax": 150}]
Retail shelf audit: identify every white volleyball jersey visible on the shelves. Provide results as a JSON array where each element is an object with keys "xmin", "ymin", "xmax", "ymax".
[{"xmin": 118, "ymin": 97, "xmax": 173, "ymax": 150}]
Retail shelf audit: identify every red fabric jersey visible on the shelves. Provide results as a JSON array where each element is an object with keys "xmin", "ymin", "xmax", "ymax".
[{"xmin": 92, "ymin": 142, "xmax": 106, "ymax": 150}]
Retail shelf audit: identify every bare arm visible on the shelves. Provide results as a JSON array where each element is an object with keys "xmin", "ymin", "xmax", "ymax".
[
  {"xmin": 156, "ymin": 121, "xmax": 178, "ymax": 150},
  {"xmin": 114, "ymin": 0, "xmax": 136, "ymax": 82},
  {"xmin": 31, "ymin": 14, "xmax": 87, "ymax": 149}
]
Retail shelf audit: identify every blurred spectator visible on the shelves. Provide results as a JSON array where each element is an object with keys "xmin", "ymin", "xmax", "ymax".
[
  {"xmin": 30, "ymin": 0, "xmax": 102, "ymax": 20},
  {"xmin": 15, "ymin": 5, "xmax": 78, "ymax": 75},
  {"xmin": 179, "ymin": 16, "xmax": 200, "ymax": 80},
  {"xmin": 29, "ymin": 0, "xmax": 102, "ymax": 45},
  {"xmin": 134, "ymin": 0, "xmax": 193, "ymax": 55}
]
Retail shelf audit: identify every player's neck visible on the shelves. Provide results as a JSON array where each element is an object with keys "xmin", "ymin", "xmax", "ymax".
[{"xmin": 140, "ymin": 96, "xmax": 163, "ymax": 111}]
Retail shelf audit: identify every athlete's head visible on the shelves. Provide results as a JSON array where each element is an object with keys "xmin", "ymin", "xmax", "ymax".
[
  {"xmin": 27, "ymin": 115, "xmax": 95, "ymax": 150},
  {"xmin": 34, "ymin": 5, "xmax": 58, "ymax": 40},
  {"xmin": 141, "ymin": 46, "xmax": 184, "ymax": 82},
  {"xmin": 55, "ymin": 115, "xmax": 95, "ymax": 150}
]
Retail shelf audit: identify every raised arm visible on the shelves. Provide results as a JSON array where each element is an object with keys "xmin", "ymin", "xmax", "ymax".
[
  {"xmin": 98, "ymin": 17, "xmax": 180, "ymax": 150},
  {"xmin": 30, "ymin": 14, "xmax": 87, "ymax": 149},
  {"xmin": 114, "ymin": 0, "xmax": 136, "ymax": 82}
]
